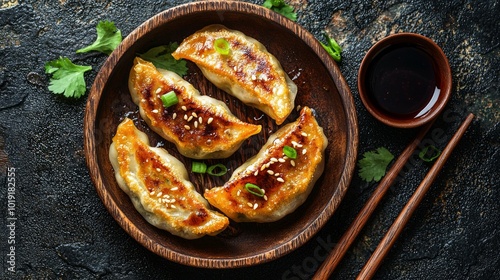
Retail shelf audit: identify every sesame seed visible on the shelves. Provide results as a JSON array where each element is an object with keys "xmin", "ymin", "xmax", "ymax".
[
  {"xmin": 184, "ymin": 125, "xmax": 191, "ymax": 130},
  {"xmin": 163, "ymin": 194, "xmax": 169, "ymax": 198},
  {"xmin": 187, "ymin": 116, "xmax": 193, "ymax": 122},
  {"xmin": 198, "ymin": 116, "xmax": 203, "ymax": 124},
  {"xmin": 141, "ymin": 99, "xmax": 146, "ymax": 103},
  {"xmin": 277, "ymin": 177, "xmax": 285, "ymax": 183},
  {"xmin": 265, "ymin": 163, "xmax": 271, "ymax": 168},
  {"xmin": 260, "ymin": 165, "xmax": 266, "ymax": 171},
  {"xmin": 237, "ymin": 190, "xmax": 241, "ymax": 196},
  {"xmin": 207, "ymin": 117, "xmax": 214, "ymax": 124},
  {"xmin": 172, "ymin": 113, "xmax": 177, "ymax": 119},
  {"xmin": 251, "ymin": 74, "xmax": 257, "ymax": 80},
  {"xmin": 264, "ymin": 195, "xmax": 268, "ymax": 201},
  {"xmin": 247, "ymin": 202, "xmax": 253, "ymax": 208},
  {"xmin": 270, "ymin": 157, "xmax": 278, "ymax": 162},
  {"xmin": 274, "ymin": 173, "xmax": 280, "ymax": 177},
  {"xmin": 171, "ymin": 187, "xmax": 178, "ymax": 191},
  {"xmin": 150, "ymin": 191, "xmax": 155, "ymax": 195},
  {"xmin": 192, "ymin": 112, "xmax": 197, "ymax": 117},
  {"xmin": 156, "ymin": 168, "xmax": 161, "ymax": 172},
  {"xmin": 278, "ymin": 158, "xmax": 286, "ymax": 163},
  {"xmin": 267, "ymin": 170, "xmax": 274, "ymax": 175},
  {"xmin": 181, "ymin": 105, "xmax": 187, "ymax": 111},
  {"xmin": 170, "ymin": 199, "xmax": 176, "ymax": 203},
  {"xmin": 183, "ymin": 114, "xmax": 188, "ymax": 120},
  {"xmin": 262, "ymin": 189, "xmax": 266, "ymax": 194},
  {"xmin": 254, "ymin": 170, "xmax": 258, "ymax": 176},
  {"xmin": 291, "ymin": 160, "xmax": 296, "ymax": 167},
  {"xmin": 156, "ymin": 192, "xmax": 163, "ymax": 197},
  {"xmin": 152, "ymin": 109, "xmax": 159, "ymax": 113},
  {"xmin": 302, "ymin": 149, "xmax": 307, "ymax": 155},
  {"xmin": 301, "ymin": 132, "xmax": 308, "ymax": 137},
  {"xmin": 283, "ymin": 156, "xmax": 288, "ymax": 160},
  {"xmin": 253, "ymin": 203, "xmax": 258, "ymax": 210},
  {"xmin": 171, "ymin": 205, "xmax": 176, "ymax": 209},
  {"xmin": 194, "ymin": 121, "xmax": 199, "ymax": 128},
  {"xmin": 155, "ymin": 87, "xmax": 162, "ymax": 94}
]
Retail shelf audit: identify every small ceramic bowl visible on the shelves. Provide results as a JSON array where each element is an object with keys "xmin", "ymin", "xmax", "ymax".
[{"xmin": 358, "ymin": 33, "xmax": 452, "ymax": 128}]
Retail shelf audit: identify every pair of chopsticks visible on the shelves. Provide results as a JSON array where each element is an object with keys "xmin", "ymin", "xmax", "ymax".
[{"xmin": 313, "ymin": 113, "xmax": 474, "ymax": 280}]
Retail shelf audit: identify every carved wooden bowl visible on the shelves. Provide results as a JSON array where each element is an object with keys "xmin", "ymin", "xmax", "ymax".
[{"xmin": 84, "ymin": 1, "xmax": 358, "ymax": 268}]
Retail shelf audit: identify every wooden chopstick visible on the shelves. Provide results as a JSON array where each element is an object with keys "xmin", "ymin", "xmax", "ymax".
[
  {"xmin": 356, "ymin": 113, "xmax": 474, "ymax": 280},
  {"xmin": 312, "ymin": 120, "xmax": 436, "ymax": 280}
]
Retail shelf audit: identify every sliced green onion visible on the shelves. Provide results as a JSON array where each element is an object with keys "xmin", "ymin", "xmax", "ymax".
[
  {"xmin": 283, "ymin": 145, "xmax": 297, "ymax": 159},
  {"xmin": 191, "ymin": 161, "xmax": 207, "ymax": 173},
  {"xmin": 160, "ymin": 91, "xmax": 178, "ymax": 108},
  {"xmin": 245, "ymin": 183, "xmax": 265, "ymax": 197},
  {"xmin": 207, "ymin": 163, "xmax": 227, "ymax": 176},
  {"xmin": 214, "ymin": 38, "xmax": 230, "ymax": 55},
  {"xmin": 419, "ymin": 145, "xmax": 441, "ymax": 162}
]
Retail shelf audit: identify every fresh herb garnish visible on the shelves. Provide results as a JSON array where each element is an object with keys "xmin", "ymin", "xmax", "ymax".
[
  {"xmin": 358, "ymin": 147, "xmax": 394, "ymax": 182},
  {"xmin": 207, "ymin": 164, "xmax": 228, "ymax": 176},
  {"xmin": 45, "ymin": 57, "xmax": 92, "ymax": 98},
  {"xmin": 76, "ymin": 20, "xmax": 122, "ymax": 55},
  {"xmin": 263, "ymin": 0, "xmax": 297, "ymax": 21},
  {"xmin": 245, "ymin": 183, "xmax": 265, "ymax": 197},
  {"xmin": 214, "ymin": 38, "xmax": 231, "ymax": 55},
  {"xmin": 419, "ymin": 145, "xmax": 441, "ymax": 162},
  {"xmin": 138, "ymin": 43, "xmax": 188, "ymax": 76},
  {"xmin": 320, "ymin": 33, "xmax": 342, "ymax": 62},
  {"xmin": 283, "ymin": 145, "xmax": 297, "ymax": 159},
  {"xmin": 192, "ymin": 162, "xmax": 208, "ymax": 174},
  {"xmin": 160, "ymin": 91, "xmax": 178, "ymax": 108}
]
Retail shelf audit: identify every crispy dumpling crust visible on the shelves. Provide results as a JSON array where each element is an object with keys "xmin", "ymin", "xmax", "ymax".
[
  {"xmin": 204, "ymin": 107, "xmax": 328, "ymax": 223},
  {"xmin": 172, "ymin": 24, "xmax": 298, "ymax": 125},
  {"xmin": 129, "ymin": 57, "xmax": 261, "ymax": 159},
  {"xmin": 109, "ymin": 118, "xmax": 229, "ymax": 239}
]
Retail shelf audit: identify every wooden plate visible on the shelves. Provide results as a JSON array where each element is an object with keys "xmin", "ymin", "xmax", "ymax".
[{"xmin": 84, "ymin": 1, "xmax": 358, "ymax": 268}]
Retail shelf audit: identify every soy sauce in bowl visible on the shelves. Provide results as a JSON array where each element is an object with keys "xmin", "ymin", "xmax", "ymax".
[{"xmin": 358, "ymin": 33, "xmax": 452, "ymax": 128}]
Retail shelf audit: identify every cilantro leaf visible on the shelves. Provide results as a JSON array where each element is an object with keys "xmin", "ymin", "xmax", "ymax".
[
  {"xmin": 45, "ymin": 57, "xmax": 92, "ymax": 98},
  {"xmin": 76, "ymin": 20, "xmax": 122, "ymax": 55},
  {"xmin": 138, "ymin": 43, "xmax": 188, "ymax": 76},
  {"xmin": 321, "ymin": 33, "xmax": 342, "ymax": 62},
  {"xmin": 358, "ymin": 147, "xmax": 394, "ymax": 182},
  {"xmin": 263, "ymin": 0, "xmax": 297, "ymax": 21}
]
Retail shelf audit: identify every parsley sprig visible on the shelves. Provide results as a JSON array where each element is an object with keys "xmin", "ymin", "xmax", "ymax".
[
  {"xmin": 263, "ymin": 0, "xmax": 297, "ymax": 21},
  {"xmin": 321, "ymin": 33, "xmax": 342, "ymax": 62},
  {"xmin": 45, "ymin": 57, "xmax": 92, "ymax": 98},
  {"xmin": 76, "ymin": 21, "xmax": 122, "ymax": 55},
  {"xmin": 358, "ymin": 147, "xmax": 394, "ymax": 182},
  {"xmin": 138, "ymin": 43, "xmax": 188, "ymax": 77}
]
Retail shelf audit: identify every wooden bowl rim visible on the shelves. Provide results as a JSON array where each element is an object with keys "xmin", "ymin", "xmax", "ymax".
[
  {"xmin": 84, "ymin": 0, "xmax": 358, "ymax": 268},
  {"xmin": 357, "ymin": 32, "xmax": 452, "ymax": 128}
]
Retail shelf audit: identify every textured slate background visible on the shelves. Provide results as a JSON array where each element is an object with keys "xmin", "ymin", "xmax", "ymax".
[{"xmin": 0, "ymin": 0, "xmax": 498, "ymax": 279}]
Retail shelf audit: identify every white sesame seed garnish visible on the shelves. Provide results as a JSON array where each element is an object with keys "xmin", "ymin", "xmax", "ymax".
[
  {"xmin": 251, "ymin": 74, "xmax": 257, "ymax": 80},
  {"xmin": 184, "ymin": 125, "xmax": 191, "ymax": 130},
  {"xmin": 198, "ymin": 117, "xmax": 203, "ymax": 124},
  {"xmin": 156, "ymin": 192, "xmax": 163, "ymax": 197},
  {"xmin": 291, "ymin": 160, "xmax": 296, "ymax": 167},
  {"xmin": 170, "ymin": 199, "xmax": 176, "ymax": 203},
  {"xmin": 194, "ymin": 121, "xmax": 198, "ymax": 128},
  {"xmin": 247, "ymin": 202, "xmax": 253, "ymax": 208},
  {"xmin": 301, "ymin": 132, "xmax": 308, "ymax": 137},
  {"xmin": 277, "ymin": 177, "xmax": 285, "ymax": 183},
  {"xmin": 253, "ymin": 203, "xmax": 258, "ymax": 210},
  {"xmin": 192, "ymin": 112, "xmax": 197, "ymax": 118},
  {"xmin": 302, "ymin": 149, "xmax": 307, "ymax": 155},
  {"xmin": 274, "ymin": 173, "xmax": 280, "ymax": 177},
  {"xmin": 264, "ymin": 195, "xmax": 268, "ymax": 201},
  {"xmin": 265, "ymin": 163, "xmax": 271, "ymax": 169},
  {"xmin": 150, "ymin": 191, "xmax": 155, "ymax": 195},
  {"xmin": 152, "ymin": 109, "xmax": 159, "ymax": 113},
  {"xmin": 171, "ymin": 205, "xmax": 176, "ymax": 209},
  {"xmin": 187, "ymin": 116, "xmax": 193, "ymax": 122},
  {"xmin": 183, "ymin": 114, "xmax": 188, "ymax": 120},
  {"xmin": 260, "ymin": 165, "xmax": 266, "ymax": 171},
  {"xmin": 170, "ymin": 187, "xmax": 178, "ymax": 191},
  {"xmin": 155, "ymin": 87, "xmax": 162, "ymax": 94},
  {"xmin": 267, "ymin": 170, "xmax": 274, "ymax": 175},
  {"xmin": 237, "ymin": 190, "xmax": 241, "ymax": 196},
  {"xmin": 141, "ymin": 99, "xmax": 146, "ymax": 103},
  {"xmin": 156, "ymin": 168, "xmax": 161, "ymax": 172},
  {"xmin": 172, "ymin": 113, "xmax": 177, "ymax": 119},
  {"xmin": 270, "ymin": 157, "xmax": 278, "ymax": 163},
  {"xmin": 278, "ymin": 158, "xmax": 286, "ymax": 163},
  {"xmin": 207, "ymin": 117, "xmax": 214, "ymax": 124},
  {"xmin": 181, "ymin": 105, "xmax": 187, "ymax": 111},
  {"xmin": 254, "ymin": 170, "xmax": 259, "ymax": 176}
]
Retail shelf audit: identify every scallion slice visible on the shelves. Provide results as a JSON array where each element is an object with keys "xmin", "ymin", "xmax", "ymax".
[
  {"xmin": 419, "ymin": 145, "xmax": 441, "ymax": 162},
  {"xmin": 214, "ymin": 38, "xmax": 230, "ymax": 55},
  {"xmin": 160, "ymin": 91, "xmax": 178, "ymax": 108},
  {"xmin": 283, "ymin": 145, "xmax": 297, "ymax": 159},
  {"xmin": 245, "ymin": 183, "xmax": 265, "ymax": 197},
  {"xmin": 191, "ymin": 161, "xmax": 207, "ymax": 174},
  {"xmin": 207, "ymin": 163, "xmax": 228, "ymax": 176}
]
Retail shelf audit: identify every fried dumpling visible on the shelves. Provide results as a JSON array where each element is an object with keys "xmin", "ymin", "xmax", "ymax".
[
  {"xmin": 109, "ymin": 118, "xmax": 229, "ymax": 239},
  {"xmin": 172, "ymin": 24, "xmax": 298, "ymax": 125},
  {"xmin": 129, "ymin": 57, "xmax": 261, "ymax": 159},
  {"xmin": 204, "ymin": 107, "xmax": 328, "ymax": 222}
]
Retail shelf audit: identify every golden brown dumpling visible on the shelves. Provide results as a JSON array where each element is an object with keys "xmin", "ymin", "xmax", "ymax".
[
  {"xmin": 204, "ymin": 107, "xmax": 327, "ymax": 222},
  {"xmin": 129, "ymin": 57, "xmax": 261, "ymax": 159},
  {"xmin": 172, "ymin": 24, "xmax": 298, "ymax": 125},
  {"xmin": 109, "ymin": 118, "xmax": 229, "ymax": 239}
]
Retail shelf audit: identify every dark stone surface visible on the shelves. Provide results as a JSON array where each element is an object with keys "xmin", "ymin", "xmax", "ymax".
[{"xmin": 0, "ymin": 0, "xmax": 498, "ymax": 279}]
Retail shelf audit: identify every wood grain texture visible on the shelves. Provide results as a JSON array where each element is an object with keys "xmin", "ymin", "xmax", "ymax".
[
  {"xmin": 357, "ymin": 113, "xmax": 474, "ymax": 279},
  {"xmin": 83, "ymin": 1, "xmax": 358, "ymax": 268}
]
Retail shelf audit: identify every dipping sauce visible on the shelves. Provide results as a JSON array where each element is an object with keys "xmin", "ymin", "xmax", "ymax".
[{"xmin": 365, "ymin": 44, "xmax": 441, "ymax": 119}]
